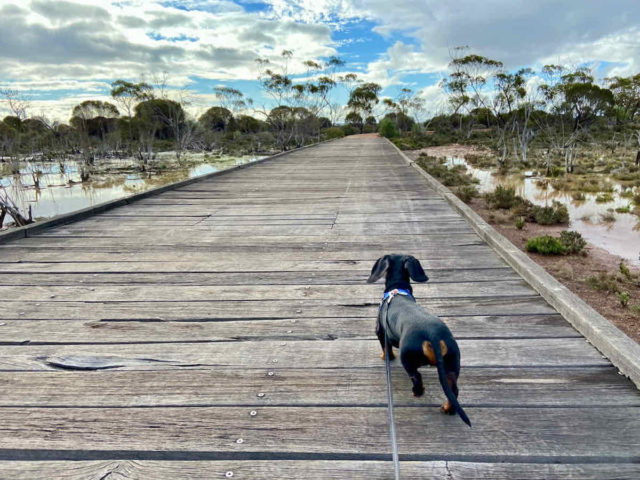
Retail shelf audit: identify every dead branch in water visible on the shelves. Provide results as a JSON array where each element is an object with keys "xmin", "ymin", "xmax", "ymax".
[{"xmin": 0, "ymin": 186, "xmax": 33, "ymax": 228}]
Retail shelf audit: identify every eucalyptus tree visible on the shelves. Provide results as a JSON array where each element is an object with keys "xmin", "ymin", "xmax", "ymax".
[
  {"xmin": 347, "ymin": 82, "xmax": 381, "ymax": 133},
  {"xmin": 492, "ymin": 68, "xmax": 535, "ymax": 164},
  {"xmin": 70, "ymin": 100, "xmax": 120, "ymax": 163},
  {"xmin": 538, "ymin": 66, "xmax": 614, "ymax": 172},
  {"xmin": 441, "ymin": 47, "xmax": 503, "ymax": 136},
  {"xmin": 607, "ymin": 73, "xmax": 640, "ymax": 165},
  {"xmin": 110, "ymin": 80, "xmax": 153, "ymax": 151}
]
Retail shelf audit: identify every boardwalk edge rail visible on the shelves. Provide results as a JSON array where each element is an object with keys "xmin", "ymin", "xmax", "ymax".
[
  {"xmin": 0, "ymin": 139, "xmax": 335, "ymax": 244},
  {"xmin": 387, "ymin": 138, "xmax": 640, "ymax": 389}
]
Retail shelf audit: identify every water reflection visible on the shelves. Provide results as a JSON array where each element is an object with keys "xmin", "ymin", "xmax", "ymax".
[
  {"xmin": 445, "ymin": 157, "xmax": 640, "ymax": 265},
  {"xmin": 1, "ymin": 154, "xmax": 263, "ymax": 221}
]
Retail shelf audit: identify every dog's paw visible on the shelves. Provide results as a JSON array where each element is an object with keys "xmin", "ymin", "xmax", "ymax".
[
  {"xmin": 440, "ymin": 400, "xmax": 454, "ymax": 414},
  {"xmin": 380, "ymin": 349, "xmax": 395, "ymax": 360},
  {"xmin": 412, "ymin": 385, "xmax": 425, "ymax": 397}
]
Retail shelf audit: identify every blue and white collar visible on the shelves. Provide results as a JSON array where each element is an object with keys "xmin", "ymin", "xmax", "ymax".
[{"xmin": 381, "ymin": 288, "xmax": 414, "ymax": 305}]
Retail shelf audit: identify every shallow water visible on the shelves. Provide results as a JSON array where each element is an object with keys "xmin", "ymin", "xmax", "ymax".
[
  {"xmin": 445, "ymin": 157, "xmax": 640, "ymax": 265},
  {"xmin": 1, "ymin": 154, "xmax": 263, "ymax": 222}
]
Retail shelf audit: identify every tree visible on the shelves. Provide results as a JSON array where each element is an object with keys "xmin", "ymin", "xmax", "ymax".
[
  {"xmin": 607, "ymin": 74, "xmax": 640, "ymax": 165},
  {"xmin": 347, "ymin": 83, "xmax": 381, "ymax": 133},
  {"xmin": 198, "ymin": 107, "xmax": 233, "ymax": 132},
  {"xmin": 70, "ymin": 100, "xmax": 119, "ymax": 163},
  {"xmin": 538, "ymin": 66, "xmax": 613, "ymax": 172},
  {"xmin": 441, "ymin": 47, "xmax": 503, "ymax": 135},
  {"xmin": 110, "ymin": 80, "xmax": 153, "ymax": 151}
]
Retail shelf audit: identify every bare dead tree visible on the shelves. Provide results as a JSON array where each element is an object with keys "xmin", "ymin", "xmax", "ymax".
[{"xmin": 0, "ymin": 186, "xmax": 33, "ymax": 227}]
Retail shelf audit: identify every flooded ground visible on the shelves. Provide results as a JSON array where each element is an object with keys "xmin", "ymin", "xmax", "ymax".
[
  {"xmin": 444, "ymin": 156, "xmax": 640, "ymax": 265},
  {"xmin": 0, "ymin": 152, "xmax": 264, "ymax": 223}
]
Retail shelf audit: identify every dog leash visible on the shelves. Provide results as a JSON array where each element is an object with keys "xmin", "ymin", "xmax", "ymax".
[{"xmin": 380, "ymin": 290, "xmax": 411, "ymax": 480}]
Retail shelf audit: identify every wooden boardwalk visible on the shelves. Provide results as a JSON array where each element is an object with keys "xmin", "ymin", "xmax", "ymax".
[{"xmin": 0, "ymin": 135, "xmax": 639, "ymax": 479}]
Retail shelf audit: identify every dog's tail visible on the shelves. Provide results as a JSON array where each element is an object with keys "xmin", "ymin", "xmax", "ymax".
[{"xmin": 432, "ymin": 341, "xmax": 471, "ymax": 427}]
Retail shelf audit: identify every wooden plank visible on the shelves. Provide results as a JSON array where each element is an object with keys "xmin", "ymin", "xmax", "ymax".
[
  {"xmin": 0, "ymin": 406, "xmax": 638, "ymax": 458},
  {"xmin": 0, "ymin": 367, "xmax": 636, "ymax": 407},
  {"xmin": 0, "ymin": 314, "xmax": 578, "ymax": 345},
  {"xmin": 1, "ymin": 461, "xmax": 638, "ymax": 480},
  {"xmin": 0, "ymin": 281, "xmax": 537, "ymax": 302},
  {"xmin": 0, "ymin": 268, "xmax": 519, "ymax": 286},
  {"xmin": 0, "ymin": 460, "xmax": 441, "ymax": 480},
  {"xmin": 0, "ymin": 296, "xmax": 556, "ymax": 320},
  {"xmin": 0, "ymin": 338, "xmax": 609, "ymax": 371}
]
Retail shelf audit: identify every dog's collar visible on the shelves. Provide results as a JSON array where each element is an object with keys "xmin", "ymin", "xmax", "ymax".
[{"xmin": 381, "ymin": 288, "xmax": 414, "ymax": 305}]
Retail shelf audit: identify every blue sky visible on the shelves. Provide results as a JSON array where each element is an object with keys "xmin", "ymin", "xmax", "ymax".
[{"xmin": 1, "ymin": 0, "xmax": 639, "ymax": 122}]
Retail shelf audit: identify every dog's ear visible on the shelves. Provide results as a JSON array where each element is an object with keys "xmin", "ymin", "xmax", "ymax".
[
  {"xmin": 367, "ymin": 256, "xmax": 390, "ymax": 283},
  {"xmin": 404, "ymin": 256, "xmax": 429, "ymax": 282}
]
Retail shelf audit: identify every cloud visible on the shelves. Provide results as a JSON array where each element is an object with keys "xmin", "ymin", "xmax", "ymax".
[{"xmin": 0, "ymin": 0, "xmax": 337, "ymax": 120}]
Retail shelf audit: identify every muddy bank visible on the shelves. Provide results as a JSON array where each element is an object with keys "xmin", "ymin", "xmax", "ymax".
[{"xmin": 469, "ymin": 196, "xmax": 640, "ymax": 344}]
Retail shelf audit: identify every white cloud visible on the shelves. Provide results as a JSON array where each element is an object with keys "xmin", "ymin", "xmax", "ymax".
[{"xmin": 0, "ymin": 0, "xmax": 337, "ymax": 120}]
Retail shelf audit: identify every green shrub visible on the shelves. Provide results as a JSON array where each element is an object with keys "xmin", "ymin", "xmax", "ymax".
[
  {"xmin": 324, "ymin": 127, "xmax": 345, "ymax": 139},
  {"xmin": 379, "ymin": 118, "xmax": 399, "ymax": 138},
  {"xmin": 586, "ymin": 272, "xmax": 620, "ymax": 293},
  {"xmin": 620, "ymin": 189, "xmax": 634, "ymax": 198},
  {"xmin": 620, "ymin": 262, "xmax": 633, "ymax": 281},
  {"xmin": 559, "ymin": 230, "xmax": 586, "ymax": 254},
  {"xmin": 616, "ymin": 291, "xmax": 630, "ymax": 307},
  {"xmin": 533, "ymin": 202, "xmax": 569, "ymax": 225},
  {"xmin": 515, "ymin": 217, "xmax": 525, "ymax": 230},
  {"xmin": 633, "ymin": 192, "xmax": 640, "ymax": 205},
  {"xmin": 415, "ymin": 155, "xmax": 477, "ymax": 187},
  {"xmin": 455, "ymin": 185, "xmax": 478, "ymax": 203},
  {"xmin": 340, "ymin": 125, "xmax": 358, "ymax": 136},
  {"xmin": 595, "ymin": 193, "xmax": 614, "ymax": 203},
  {"xmin": 615, "ymin": 205, "xmax": 631, "ymax": 213},
  {"xmin": 525, "ymin": 235, "xmax": 567, "ymax": 255},
  {"xmin": 485, "ymin": 185, "xmax": 518, "ymax": 209}
]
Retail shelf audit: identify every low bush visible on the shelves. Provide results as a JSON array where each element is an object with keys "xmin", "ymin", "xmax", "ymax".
[
  {"xmin": 454, "ymin": 184, "xmax": 479, "ymax": 203},
  {"xmin": 485, "ymin": 185, "xmax": 518, "ymax": 209},
  {"xmin": 525, "ymin": 235, "xmax": 567, "ymax": 255},
  {"xmin": 595, "ymin": 192, "xmax": 614, "ymax": 203},
  {"xmin": 515, "ymin": 216, "xmax": 525, "ymax": 230},
  {"xmin": 324, "ymin": 127, "xmax": 345, "ymax": 139},
  {"xmin": 586, "ymin": 272, "xmax": 620, "ymax": 293},
  {"xmin": 415, "ymin": 155, "xmax": 478, "ymax": 187},
  {"xmin": 559, "ymin": 230, "xmax": 586, "ymax": 254},
  {"xmin": 615, "ymin": 205, "xmax": 631, "ymax": 213},
  {"xmin": 526, "ymin": 230, "xmax": 586, "ymax": 255},
  {"xmin": 533, "ymin": 201, "xmax": 569, "ymax": 225},
  {"xmin": 616, "ymin": 291, "xmax": 631, "ymax": 307},
  {"xmin": 379, "ymin": 118, "xmax": 399, "ymax": 138}
]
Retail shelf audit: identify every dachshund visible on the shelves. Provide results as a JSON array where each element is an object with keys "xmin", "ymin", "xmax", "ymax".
[{"xmin": 368, "ymin": 254, "xmax": 471, "ymax": 427}]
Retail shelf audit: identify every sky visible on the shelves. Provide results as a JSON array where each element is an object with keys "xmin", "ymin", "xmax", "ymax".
[{"xmin": 1, "ymin": 0, "xmax": 639, "ymax": 122}]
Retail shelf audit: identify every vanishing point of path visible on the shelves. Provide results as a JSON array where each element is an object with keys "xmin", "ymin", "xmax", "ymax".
[{"xmin": 0, "ymin": 135, "xmax": 639, "ymax": 479}]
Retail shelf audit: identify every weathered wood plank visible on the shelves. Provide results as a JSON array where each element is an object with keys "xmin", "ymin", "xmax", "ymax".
[
  {"xmin": 0, "ymin": 314, "xmax": 578, "ymax": 345},
  {"xmin": 0, "ymin": 268, "xmax": 519, "ymax": 286},
  {"xmin": 0, "ymin": 281, "xmax": 537, "ymax": 302},
  {"xmin": 0, "ymin": 367, "xmax": 636, "ymax": 407},
  {"xmin": 0, "ymin": 338, "xmax": 609, "ymax": 371},
  {"xmin": 0, "ymin": 406, "xmax": 638, "ymax": 458},
  {"xmin": 0, "ymin": 252, "xmax": 507, "ymax": 270},
  {"xmin": 0, "ymin": 296, "xmax": 556, "ymax": 320},
  {"xmin": 1, "ymin": 461, "xmax": 638, "ymax": 480}
]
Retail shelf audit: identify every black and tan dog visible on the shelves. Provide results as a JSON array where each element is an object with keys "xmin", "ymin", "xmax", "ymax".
[{"xmin": 368, "ymin": 254, "xmax": 471, "ymax": 427}]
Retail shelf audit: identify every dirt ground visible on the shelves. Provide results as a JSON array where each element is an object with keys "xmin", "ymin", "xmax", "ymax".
[{"xmin": 469, "ymin": 197, "xmax": 640, "ymax": 344}]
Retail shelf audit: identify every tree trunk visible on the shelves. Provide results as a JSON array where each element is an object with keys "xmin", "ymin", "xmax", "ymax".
[{"xmin": 0, "ymin": 207, "xmax": 6, "ymax": 228}]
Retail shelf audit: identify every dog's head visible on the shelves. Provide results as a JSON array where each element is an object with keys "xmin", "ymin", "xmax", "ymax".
[{"xmin": 367, "ymin": 254, "xmax": 428, "ymax": 291}]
